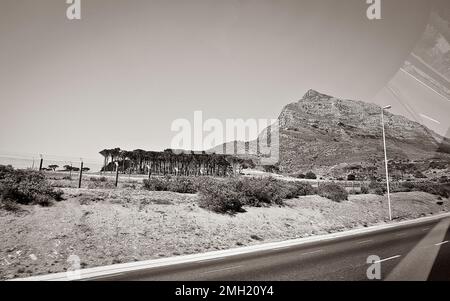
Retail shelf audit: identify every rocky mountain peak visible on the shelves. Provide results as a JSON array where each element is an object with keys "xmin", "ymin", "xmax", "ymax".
[
  {"xmin": 300, "ymin": 89, "xmax": 333, "ymax": 102},
  {"xmin": 212, "ymin": 89, "xmax": 450, "ymax": 175}
]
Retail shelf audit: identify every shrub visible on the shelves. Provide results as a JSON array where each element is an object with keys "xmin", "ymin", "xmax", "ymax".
[
  {"xmin": 235, "ymin": 178, "xmax": 313, "ymax": 206},
  {"xmin": 369, "ymin": 181, "xmax": 387, "ymax": 195},
  {"xmin": 167, "ymin": 177, "xmax": 197, "ymax": 194},
  {"xmin": 236, "ymin": 177, "xmax": 286, "ymax": 206},
  {"xmin": 369, "ymin": 180, "xmax": 380, "ymax": 189},
  {"xmin": 413, "ymin": 171, "xmax": 427, "ymax": 179},
  {"xmin": 143, "ymin": 177, "xmax": 170, "ymax": 191},
  {"xmin": 318, "ymin": 183, "xmax": 348, "ymax": 202},
  {"xmin": 305, "ymin": 171, "xmax": 317, "ymax": 180},
  {"xmin": 349, "ymin": 189, "xmax": 360, "ymax": 195},
  {"xmin": 87, "ymin": 180, "xmax": 116, "ymax": 190},
  {"xmin": 374, "ymin": 187, "xmax": 385, "ymax": 196},
  {"xmin": 196, "ymin": 176, "xmax": 317, "ymax": 213},
  {"xmin": 429, "ymin": 161, "xmax": 447, "ymax": 170},
  {"xmin": 262, "ymin": 165, "xmax": 280, "ymax": 174},
  {"xmin": 122, "ymin": 183, "xmax": 137, "ymax": 189},
  {"xmin": 142, "ymin": 176, "xmax": 197, "ymax": 194},
  {"xmin": 292, "ymin": 181, "xmax": 316, "ymax": 196},
  {"xmin": 400, "ymin": 181, "xmax": 450, "ymax": 198},
  {"xmin": 361, "ymin": 185, "xmax": 369, "ymax": 194},
  {"xmin": 197, "ymin": 178, "xmax": 243, "ymax": 214},
  {"xmin": 90, "ymin": 176, "xmax": 107, "ymax": 182},
  {"xmin": 0, "ymin": 199, "xmax": 21, "ymax": 212},
  {"xmin": 0, "ymin": 166, "xmax": 64, "ymax": 208}
]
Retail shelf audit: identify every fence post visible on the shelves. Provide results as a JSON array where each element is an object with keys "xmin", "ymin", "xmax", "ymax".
[
  {"xmin": 115, "ymin": 162, "xmax": 119, "ymax": 187},
  {"xmin": 146, "ymin": 164, "xmax": 152, "ymax": 180},
  {"xmin": 39, "ymin": 154, "xmax": 43, "ymax": 171},
  {"xmin": 78, "ymin": 161, "xmax": 83, "ymax": 188}
]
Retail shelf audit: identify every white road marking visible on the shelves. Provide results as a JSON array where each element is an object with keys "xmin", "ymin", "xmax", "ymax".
[
  {"xmin": 387, "ymin": 219, "xmax": 450, "ymax": 281},
  {"xmin": 435, "ymin": 241, "xmax": 449, "ymax": 246},
  {"xmin": 374, "ymin": 255, "xmax": 401, "ymax": 264},
  {"xmin": 12, "ymin": 213, "xmax": 450, "ymax": 281},
  {"xmin": 202, "ymin": 265, "xmax": 242, "ymax": 274},
  {"xmin": 422, "ymin": 228, "xmax": 431, "ymax": 231},
  {"xmin": 356, "ymin": 239, "xmax": 373, "ymax": 245},
  {"xmin": 300, "ymin": 249, "xmax": 324, "ymax": 256}
]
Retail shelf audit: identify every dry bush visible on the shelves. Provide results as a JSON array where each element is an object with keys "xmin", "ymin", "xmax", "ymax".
[
  {"xmin": 142, "ymin": 176, "xmax": 197, "ymax": 194},
  {"xmin": 197, "ymin": 178, "xmax": 244, "ymax": 214},
  {"xmin": 399, "ymin": 181, "xmax": 450, "ymax": 198},
  {"xmin": 0, "ymin": 165, "xmax": 64, "ymax": 209},
  {"xmin": 318, "ymin": 183, "xmax": 348, "ymax": 202}
]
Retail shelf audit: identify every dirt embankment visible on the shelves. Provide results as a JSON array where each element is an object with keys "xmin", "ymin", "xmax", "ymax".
[{"xmin": 0, "ymin": 188, "xmax": 448, "ymax": 280}]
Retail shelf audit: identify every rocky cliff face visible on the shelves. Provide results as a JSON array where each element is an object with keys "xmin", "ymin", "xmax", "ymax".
[
  {"xmin": 277, "ymin": 89, "xmax": 450, "ymax": 173},
  {"xmin": 213, "ymin": 89, "xmax": 450, "ymax": 175}
]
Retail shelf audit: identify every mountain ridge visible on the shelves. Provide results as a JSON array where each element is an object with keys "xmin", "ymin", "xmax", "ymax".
[{"xmin": 211, "ymin": 89, "xmax": 450, "ymax": 177}]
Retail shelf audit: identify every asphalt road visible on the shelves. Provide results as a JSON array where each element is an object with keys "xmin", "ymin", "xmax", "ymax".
[{"xmin": 93, "ymin": 216, "xmax": 450, "ymax": 281}]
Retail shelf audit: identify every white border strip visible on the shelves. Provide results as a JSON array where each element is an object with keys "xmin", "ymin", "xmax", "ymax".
[{"xmin": 11, "ymin": 212, "xmax": 450, "ymax": 281}]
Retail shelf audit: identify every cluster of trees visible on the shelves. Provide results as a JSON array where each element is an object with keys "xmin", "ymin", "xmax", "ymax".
[
  {"xmin": 99, "ymin": 148, "xmax": 255, "ymax": 177},
  {"xmin": 294, "ymin": 171, "xmax": 317, "ymax": 180},
  {"xmin": 41, "ymin": 165, "xmax": 90, "ymax": 172}
]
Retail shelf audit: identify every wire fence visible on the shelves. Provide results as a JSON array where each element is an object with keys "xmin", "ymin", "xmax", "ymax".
[
  {"xmin": 0, "ymin": 152, "xmax": 430, "ymax": 191},
  {"xmin": 0, "ymin": 152, "xmax": 103, "ymax": 173}
]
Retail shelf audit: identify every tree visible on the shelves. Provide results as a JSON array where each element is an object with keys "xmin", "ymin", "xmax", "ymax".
[
  {"xmin": 48, "ymin": 165, "xmax": 59, "ymax": 171},
  {"xmin": 110, "ymin": 148, "xmax": 121, "ymax": 164},
  {"xmin": 347, "ymin": 174, "xmax": 356, "ymax": 181},
  {"xmin": 99, "ymin": 149, "xmax": 110, "ymax": 170},
  {"xmin": 133, "ymin": 149, "xmax": 146, "ymax": 174},
  {"xmin": 82, "ymin": 167, "xmax": 90, "ymax": 172},
  {"xmin": 305, "ymin": 171, "xmax": 317, "ymax": 180}
]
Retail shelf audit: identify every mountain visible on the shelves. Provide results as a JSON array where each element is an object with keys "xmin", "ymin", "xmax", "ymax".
[{"xmin": 211, "ymin": 89, "xmax": 450, "ymax": 177}]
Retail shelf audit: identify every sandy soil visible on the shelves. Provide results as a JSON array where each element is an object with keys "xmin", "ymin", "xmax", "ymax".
[{"xmin": 0, "ymin": 187, "xmax": 448, "ymax": 280}]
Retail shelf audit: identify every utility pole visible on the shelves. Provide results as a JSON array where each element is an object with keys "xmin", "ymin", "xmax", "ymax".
[{"xmin": 382, "ymin": 105, "xmax": 392, "ymax": 221}]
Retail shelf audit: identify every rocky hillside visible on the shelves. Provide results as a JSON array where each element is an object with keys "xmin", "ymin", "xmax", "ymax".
[{"xmin": 212, "ymin": 89, "xmax": 450, "ymax": 176}]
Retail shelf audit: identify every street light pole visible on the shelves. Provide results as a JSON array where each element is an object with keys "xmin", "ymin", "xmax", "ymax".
[{"xmin": 381, "ymin": 105, "xmax": 392, "ymax": 221}]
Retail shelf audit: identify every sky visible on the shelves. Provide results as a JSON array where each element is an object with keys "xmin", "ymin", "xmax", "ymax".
[{"xmin": 0, "ymin": 0, "xmax": 445, "ymax": 162}]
